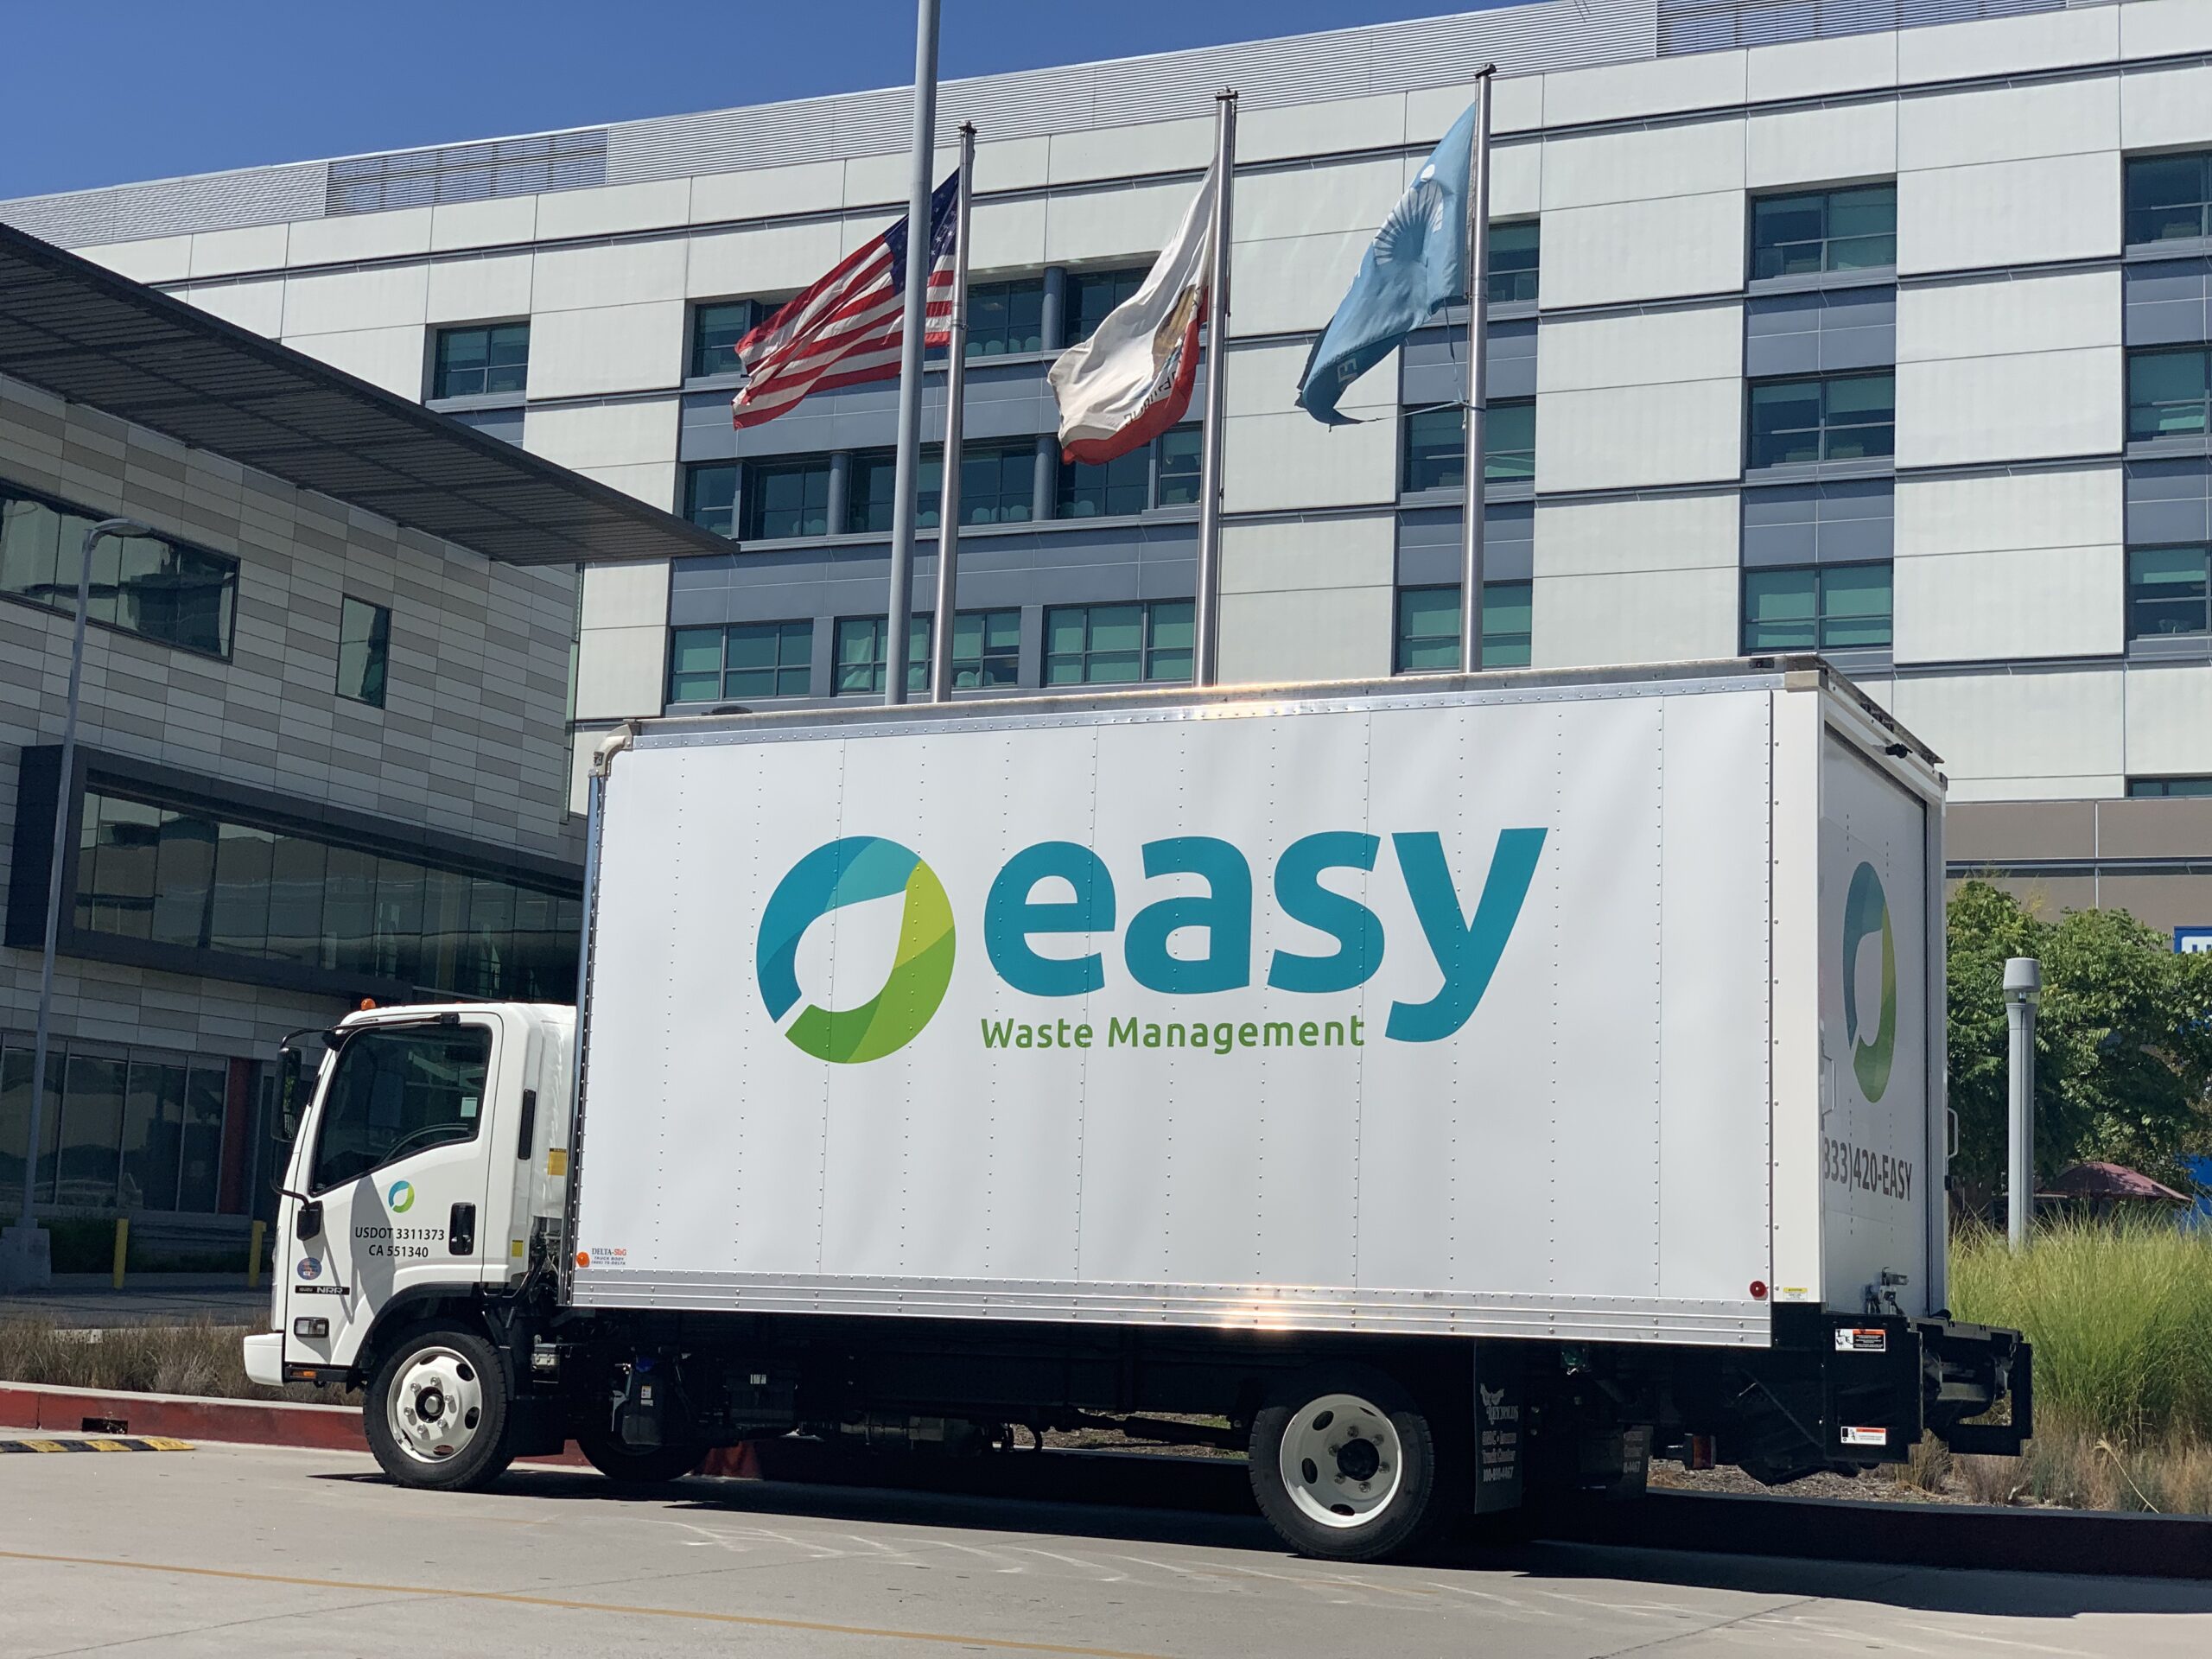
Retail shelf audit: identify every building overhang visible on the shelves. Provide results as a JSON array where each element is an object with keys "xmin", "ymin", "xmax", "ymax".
[{"xmin": 0, "ymin": 220, "xmax": 731, "ymax": 567}]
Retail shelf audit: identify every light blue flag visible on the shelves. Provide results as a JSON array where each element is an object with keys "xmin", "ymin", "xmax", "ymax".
[{"xmin": 1294, "ymin": 99, "xmax": 1478, "ymax": 425}]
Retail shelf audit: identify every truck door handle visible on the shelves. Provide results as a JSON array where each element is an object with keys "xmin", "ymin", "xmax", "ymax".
[
  {"xmin": 448, "ymin": 1203, "xmax": 476, "ymax": 1255},
  {"xmin": 517, "ymin": 1089, "xmax": 537, "ymax": 1161}
]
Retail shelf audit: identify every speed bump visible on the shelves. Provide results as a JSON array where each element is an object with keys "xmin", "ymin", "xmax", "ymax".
[{"xmin": 0, "ymin": 1436, "xmax": 193, "ymax": 1452}]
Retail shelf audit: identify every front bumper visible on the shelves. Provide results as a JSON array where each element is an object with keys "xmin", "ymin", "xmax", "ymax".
[{"xmin": 242, "ymin": 1332, "xmax": 283, "ymax": 1388}]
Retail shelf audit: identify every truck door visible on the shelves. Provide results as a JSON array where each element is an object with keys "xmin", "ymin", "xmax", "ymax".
[{"xmin": 283, "ymin": 1016, "xmax": 500, "ymax": 1370}]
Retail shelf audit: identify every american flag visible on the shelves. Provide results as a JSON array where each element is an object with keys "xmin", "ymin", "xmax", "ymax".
[{"xmin": 730, "ymin": 171, "xmax": 962, "ymax": 429}]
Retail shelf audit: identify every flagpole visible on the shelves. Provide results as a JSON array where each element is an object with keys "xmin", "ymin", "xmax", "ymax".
[
  {"xmin": 928, "ymin": 124, "xmax": 976, "ymax": 704},
  {"xmin": 883, "ymin": 0, "xmax": 942, "ymax": 707},
  {"xmin": 1192, "ymin": 89, "xmax": 1237, "ymax": 688},
  {"xmin": 1459, "ymin": 64, "xmax": 1496, "ymax": 675}
]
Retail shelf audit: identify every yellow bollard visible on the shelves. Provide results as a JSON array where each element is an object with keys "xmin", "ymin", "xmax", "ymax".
[
  {"xmin": 247, "ymin": 1218, "xmax": 266, "ymax": 1289},
  {"xmin": 111, "ymin": 1217, "xmax": 129, "ymax": 1289}
]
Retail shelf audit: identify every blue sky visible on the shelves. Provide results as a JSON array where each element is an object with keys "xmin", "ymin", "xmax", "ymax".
[{"xmin": 0, "ymin": 2, "xmax": 1488, "ymax": 200}]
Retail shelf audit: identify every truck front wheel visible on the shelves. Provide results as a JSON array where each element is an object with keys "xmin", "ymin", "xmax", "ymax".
[
  {"xmin": 364, "ymin": 1325, "xmax": 514, "ymax": 1491},
  {"xmin": 1248, "ymin": 1365, "xmax": 1446, "ymax": 1562}
]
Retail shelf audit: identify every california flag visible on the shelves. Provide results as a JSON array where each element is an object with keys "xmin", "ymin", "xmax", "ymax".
[{"xmin": 1047, "ymin": 161, "xmax": 1217, "ymax": 463}]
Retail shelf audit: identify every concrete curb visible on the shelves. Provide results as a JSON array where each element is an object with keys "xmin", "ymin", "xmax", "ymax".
[{"xmin": 0, "ymin": 1380, "xmax": 760, "ymax": 1475}]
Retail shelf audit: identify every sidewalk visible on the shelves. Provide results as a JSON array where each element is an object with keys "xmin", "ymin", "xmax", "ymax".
[{"xmin": 0, "ymin": 1275, "xmax": 268, "ymax": 1329}]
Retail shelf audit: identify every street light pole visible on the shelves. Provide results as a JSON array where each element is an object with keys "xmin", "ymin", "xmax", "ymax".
[
  {"xmin": 2003, "ymin": 956, "xmax": 2042, "ymax": 1253},
  {"xmin": 3, "ymin": 517, "xmax": 149, "ymax": 1289}
]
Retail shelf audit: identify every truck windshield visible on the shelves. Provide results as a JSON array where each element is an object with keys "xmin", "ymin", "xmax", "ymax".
[{"xmin": 308, "ymin": 1025, "xmax": 492, "ymax": 1192}]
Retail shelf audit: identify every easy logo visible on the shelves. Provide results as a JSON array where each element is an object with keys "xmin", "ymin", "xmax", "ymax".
[
  {"xmin": 296, "ymin": 1255, "xmax": 322, "ymax": 1281},
  {"xmin": 387, "ymin": 1179, "xmax": 416, "ymax": 1214},
  {"xmin": 1842, "ymin": 861, "xmax": 1897, "ymax": 1103},
  {"xmin": 757, "ymin": 836, "xmax": 957, "ymax": 1065}
]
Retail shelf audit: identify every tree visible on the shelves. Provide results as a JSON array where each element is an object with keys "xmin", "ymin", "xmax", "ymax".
[{"xmin": 1945, "ymin": 881, "xmax": 2212, "ymax": 1215}]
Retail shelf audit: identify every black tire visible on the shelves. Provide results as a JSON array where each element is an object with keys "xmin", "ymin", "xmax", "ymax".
[
  {"xmin": 575, "ymin": 1422, "xmax": 708, "ymax": 1485},
  {"xmin": 363, "ymin": 1324, "xmax": 514, "ymax": 1492},
  {"xmin": 1248, "ymin": 1363, "xmax": 1448, "ymax": 1563}
]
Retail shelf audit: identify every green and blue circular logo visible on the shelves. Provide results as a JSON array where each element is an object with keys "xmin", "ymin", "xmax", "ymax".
[
  {"xmin": 1842, "ymin": 861, "xmax": 1897, "ymax": 1103},
  {"xmin": 758, "ymin": 836, "xmax": 957, "ymax": 1064},
  {"xmin": 387, "ymin": 1179, "xmax": 416, "ymax": 1213}
]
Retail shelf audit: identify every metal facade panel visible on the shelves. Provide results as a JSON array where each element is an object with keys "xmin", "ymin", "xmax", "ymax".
[{"xmin": 569, "ymin": 677, "xmax": 1789, "ymax": 1344}]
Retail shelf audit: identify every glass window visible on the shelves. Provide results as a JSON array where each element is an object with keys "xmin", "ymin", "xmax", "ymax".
[
  {"xmin": 1402, "ymin": 401, "xmax": 1536, "ymax": 492},
  {"xmin": 690, "ymin": 300, "xmax": 755, "ymax": 378},
  {"xmin": 1, "ymin": 484, "xmax": 237, "ymax": 658},
  {"xmin": 846, "ymin": 449, "xmax": 946, "ymax": 534},
  {"xmin": 742, "ymin": 457, "xmax": 833, "ymax": 540},
  {"xmin": 2127, "ymin": 545, "xmax": 2212, "ymax": 638},
  {"xmin": 431, "ymin": 322, "xmax": 530, "ymax": 398},
  {"xmin": 1043, "ymin": 600, "xmax": 1192, "ymax": 685},
  {"xmin": 948, "ymin": 607, "xmax": 1020, "ymax": 689},
  {"xmin": 1393, "ymin": 582, "xmax": 1534, "ymax": 673},
  {"xmin": 967, "ymin": 278, "xmax": 1046, "ymax": 357},
  {"xmin": 2126, "ymin": 151, "xmax": 2212, "ymax": 246},
  {"xmin": 0, "ymin": 1046, "xmax": 62, "ymax": 1211},
  {"xmin": 1751, "ymin": 184, "xmax": 1897, "ymax": 279},
  {"xmin": 2128, "ymin": 775, "xmax": 2212, "ymax": 798},
  {"xmin": 684, "ymin": 463, "xmax": 740, "ymax": 539},
  {"xmin": 953, "ymin": 442, "xmax": 1037, "ymax": 525},
  {"xmin": 1056, "ymin": 446, "xmax": 1150, "ymax": 519},
  {"xmin": 69, "ymin": 785, "xmax": 575, "ymax": 1001},
  {"xmin": 337, "ymin": 596, "xmax": 391, "ymax": 708},
  {"xmin": 1742, "ymin": 563, "xmax": 1893, "ymax": 652},
  {"xmin": 834, "ymin": 614, "xmax": 931, "ymax": 696},
  {"xmin": 176, "ymin": 1063, "xmax": 228, "ymax": 1214},
  {"xmin": 1066, "ymin": 267, "xmax": 1147, "ymax": 345},
  {"xmin": 1747, "ymin": 372, "xmax": 1895, "ymax": 468},
  {"xmin": 1488, "ymin": 221, "xmax": 1540, "ymax": 305},
  {"xmin": 54, "ymin": 1053, "xmax": 126, "ymax": 1209},
  {"xmin": 308, "ymin": 1024, "xmax": 492, "ymax": 1194},
  {"xmin": 669, "ymin": 621, "xmax": 814, "ymax": 702},
  {"xmin": 1157, "ymin": 428, "xmax": 1202, "ymax": 506},
  {"xmin": 119, "ymin": 1060, "xmax": 186, "ymax": 1212},
  {"xmin": 2128, "ymin": 347, "xmax": 2212, "ymax": 442}
]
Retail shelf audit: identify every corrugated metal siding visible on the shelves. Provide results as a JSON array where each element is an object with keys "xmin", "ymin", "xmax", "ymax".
[
  {"xmin": 603, "ymin": 0, "xmax": 1661, "ymax": 185},
  {"xmin": 325, "ymin": 130, "xmax": 607, "ymax": 215},
  {"xmin": 0, "ymin": 162, "xmax": 325, "ymax": 248},
  {"xmin": 1656, "ymin": 0, "xmax": 2069, "ymax": 54}
]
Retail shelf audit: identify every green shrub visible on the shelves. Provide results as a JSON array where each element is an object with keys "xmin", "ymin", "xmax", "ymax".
[{"xmin": 1951, "ymin": 1220, "xmax": 2212, "ymax": 1444}]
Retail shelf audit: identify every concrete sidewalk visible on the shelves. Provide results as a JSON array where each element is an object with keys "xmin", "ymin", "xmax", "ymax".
[{"xmin": 0, "ymin": 1274, "xmax": 267, "ymax": 1328}]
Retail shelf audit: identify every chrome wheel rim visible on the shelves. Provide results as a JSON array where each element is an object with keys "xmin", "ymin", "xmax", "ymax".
[
  {"xmin": 386, "ymin": 1345, "xmax": 486, "ymax": 1465},
  {"xmin": 1277, "ymin": 1392, "xmax": 1404, "ymax": 1530}
]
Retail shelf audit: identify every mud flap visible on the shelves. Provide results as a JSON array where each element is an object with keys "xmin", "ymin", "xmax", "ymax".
[{"xmin": 1471, "ymin": 1344, "xmax": 1525, "ymax": 1513}]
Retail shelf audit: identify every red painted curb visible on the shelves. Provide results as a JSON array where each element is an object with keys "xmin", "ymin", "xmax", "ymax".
[{"xmin": 0, "ymin": 1379, "xmax": 760, "ymax": 1477}]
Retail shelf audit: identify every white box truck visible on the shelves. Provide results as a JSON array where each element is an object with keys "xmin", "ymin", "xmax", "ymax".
[{"xmin": 247, "ymin": 659, "xmax": 2029, "ymax": 1560}]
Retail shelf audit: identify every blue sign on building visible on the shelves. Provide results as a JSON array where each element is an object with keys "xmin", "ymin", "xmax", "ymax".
[{"xmin": 2176, "ymin": 926, "xmax": 2212, "ymax": 955}]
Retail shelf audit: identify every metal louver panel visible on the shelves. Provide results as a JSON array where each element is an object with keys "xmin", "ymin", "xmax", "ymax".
[
  {"xmin": 0, "ymin": 163, "xmax": 325, "ymax": 251},
  {"xmin": 325, "ymin": 130, "xmax": 607, "ymax": 216},
  {"xmin": 1656, "ymin": 0, "xmax": 2069, "ymax": 54}
]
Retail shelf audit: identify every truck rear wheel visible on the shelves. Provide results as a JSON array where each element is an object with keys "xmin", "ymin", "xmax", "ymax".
[
  {"xmin": 364, "ymin": 1325, "xmax": 514, "ymax": 1491},
  {"xmin": 1248, "ymin": 1365, "xmax": 1446, "ymax": 1562},
  {"xmin": 575, "ymin": 1422, "xmax": 708, "ymax": 1485}
]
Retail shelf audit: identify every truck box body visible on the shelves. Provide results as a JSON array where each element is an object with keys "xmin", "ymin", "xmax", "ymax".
[{"xmin": 567, "ymin": 661, "xmax": 1946, "ymax": 1349}]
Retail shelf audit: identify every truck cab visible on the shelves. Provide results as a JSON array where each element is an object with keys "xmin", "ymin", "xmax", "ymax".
[{"xmin": 245, "ymin": 1003, "xmax": 572, "ymax": 1400}]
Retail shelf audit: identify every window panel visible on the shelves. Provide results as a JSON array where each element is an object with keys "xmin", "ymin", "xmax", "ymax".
[
  {"xmin": 2129, "ymin": 774, "xmax": 2212, "ymax": 798},
  {"xmin": 2126, "ymin": 153, "xmax": 2212, "ymax": 246},
  {"xmin": 668, "ymin": 626, "xmax": 727, "ymax": 702},
  {"xmin": 1751, "ymin": 185, "xmax": 1897, "ymax": 280},
  {"xmin": 119, "ymin": 1060, "xmax": 186, "ymax": 1212},
  {"xmin": 956, "ymin": 442, "xmax": 1037, "ymax": 525},
  {"xmin": 1042, "ymin": 600, "xmax": 1192, "ymax": 685},
  {"xmin": 207, "ymin": 823, "xmax": 274, "ymax": 957},
  {"xmin": 1486, "ymin": 400, "xmax": 1535, "ymax": 482},
  {"xmin": 175, "ymin": 1064, "xmax": 227, "ymax": 1214},
  {"xmin": 54, "ymin": 1053, "xmax": 126, "ymax": 1209},
  {"xmin": 1488, "ymin": 221, "xmax": 1540, "ymax": 305},
  {"xmin": 967, "ymin": 278, "xmax": 1046, "ymax": 357},
  {"xmin": 432, "ymin": 322, "xmax": 530, "ymax": 398},
  {"xmin": 950, "ymin": 607, "xmax": 1020, "ymax": 689},
  {"xmin": 308, "ymin": 1026, "xmax": 491, "ymax": 1194},
  {"xmin": 337, "ymin": 596, "xmax": 391, "ymax": 707},
  {"xmin": 1157, "ymin": 427, "xmax": 1202, "ymax": 506},
  {"xmin": 461, "ymin": 876, "xmax": 516, "ymax": 998},
  {"xmin": 1742, "ymin": 563, "xmax": 1891, "ymax": 652},
  {"xmin": 695, "ymin": 619, "xmax": 813, "ymax": 701},
  {"xmin": 684, "ymin": 462, "xmax": 740, "ymax": 539},
  {"xmin": 1056, "ymin": 446, "xmax": 1150, "ymax": 518},
  {"xmin": 264, "ymin": 835, "xmax": 327, "ymax": 963},
  {"xmin": 690, "ymin": 300, "xmax": 754, "ymax": 378},
  {"xmin": 0, "ymin": 1046, "xmax": 63, "ymax": 1211},
  {"xmin": 1748, "ymin": 373, "xmax": 1894, "ymax": 468},
  {"xmin": 1066, "ymin": 267, "xmax": 1147, "ymax": 345},
  {"xmin": 371, "ymin": 856, "xmax": 425, "ymax": 984},
  {"xmin": 149, "ymin": 809, "xmax": 217, "ymax": 949},
  {"xmin": 1393, "ymin": 582, "xmax": 1533, "ymax": 672},
  {"xmin": 2127, "ymin": 545, "xmax": 2212, "ymax": 638},
  {"xmin": 1402, "ymin": 406, "xmax": 1464, "ymax": 493},
  {"xmin": 741, "ymin": 458, "xmax": 832, "ymax": 541},
  {"xmin": 85, "ymin": 794, "xmax": 161, "ymax": 941},
  {"xmin": 0, "ymin": 484, "xmax": 237, "ymax": 658},
  {"xmin": 846, "ymin": 449, "xmax": 946, "ymax": 533},
  {"xmin": 833, "ymin": 614, "xmax": 931, "ymax": 696},
  {"xmin": 2128, "ymin": 348, "xmax": 2212, "ymax": 442},
  {"xmin": 323, "ymin": 845, "xmax": 380, "ymax": 975}
]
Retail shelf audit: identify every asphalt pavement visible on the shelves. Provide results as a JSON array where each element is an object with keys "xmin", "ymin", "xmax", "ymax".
[
  {"xmin": 0, "ymin": 1275, "xmax": 267, "ymax": 1329},
  {"xmin": 2, "ymin": 1441, "xmax": 2209, "ymax": 1657}
]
